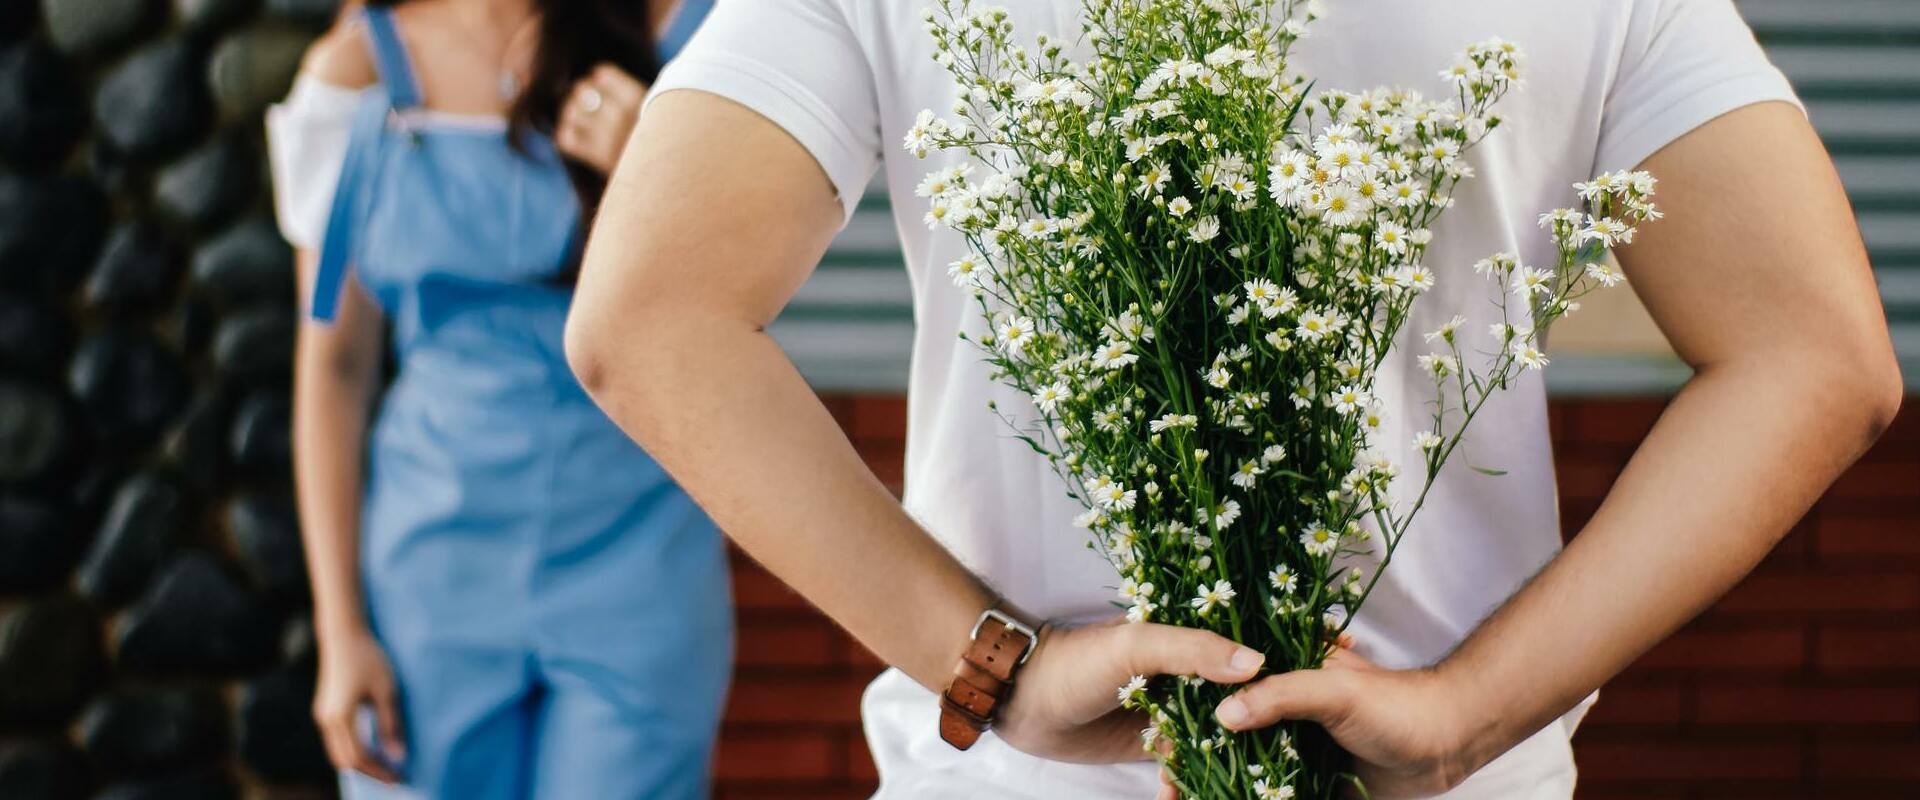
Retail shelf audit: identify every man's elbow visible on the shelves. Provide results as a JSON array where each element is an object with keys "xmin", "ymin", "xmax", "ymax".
[
  {"xmin": 1860, "ymin": 354, "xmax": 1905, "ymax": 440},
  {"xmin": 1828, "ymin": 336, "xmax": 1905, "ymax": 444},
  {"xmin": 564, "ymin": 288, "xmax": 700, "ymax": 403},
  {"xmin": 563, "ymin": 302, "xmax": 623, "ymax": 399}
]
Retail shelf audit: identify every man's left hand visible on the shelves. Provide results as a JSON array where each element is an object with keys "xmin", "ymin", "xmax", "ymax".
[{"xmin": 1158, "ymin": 648, "xmax": 1493, "ymax": 800}]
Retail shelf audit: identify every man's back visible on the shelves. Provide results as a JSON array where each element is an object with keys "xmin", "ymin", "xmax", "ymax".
[{"xmin": 641, "ymin": 1, "xmax": 1797, "ymax": 796}]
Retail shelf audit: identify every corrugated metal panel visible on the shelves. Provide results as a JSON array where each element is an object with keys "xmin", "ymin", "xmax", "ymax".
[
  {"xmin": 775, "ymin": 0, "xmax": 1920, "ymax": 393},
  {"xmin": 1740, "ymin": 0, "xmax": 1920, "ymax": 35}
]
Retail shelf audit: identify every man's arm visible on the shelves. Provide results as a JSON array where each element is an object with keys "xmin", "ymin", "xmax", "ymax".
[
  {"xmin": 566, "ymin": 90, "xmax": 1267, "ymax": 764},
  {"xmin": 566, "ymin": 90, "xmax": 991, "ymax": 688},
  {"xmin": 1213, "ymin": 102, "xmax": 1903, "ymax": 796}
]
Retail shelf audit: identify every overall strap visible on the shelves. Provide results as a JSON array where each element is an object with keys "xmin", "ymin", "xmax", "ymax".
[
  {"xmin": 309, "ymin": 6, "xmax": 420, "ymax": 321},
  {"xmin": 656, "ymin": 0, "xmax": 713, "ymax": 64},
  {"xmin": 361, "ymin": 6, "xmax": 424, "ymax": 110},
  {"xmin": 309, "ymin": 98, "xmax": 392, "ymax": 322}
]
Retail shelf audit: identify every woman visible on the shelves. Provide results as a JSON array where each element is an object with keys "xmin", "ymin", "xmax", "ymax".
[{"xmin": 266, "ymin": 1, "xmax": 728, "ymax": 797}]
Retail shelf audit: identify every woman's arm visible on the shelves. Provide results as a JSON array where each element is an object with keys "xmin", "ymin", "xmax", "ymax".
[
  {"xmin": 1209, "ymin": 102, "xmax": 1904, "ymax": 797},
  {"xmin": 292, "ymin": 248, "xmax": 383, "ymax": 655},
  {"xmin": 292, "ymin": 247, "xmax": 404, "ymax": 782},
  {"xmin": 276, "ymin": 27, "xmax": 407, "ymax": 783}
]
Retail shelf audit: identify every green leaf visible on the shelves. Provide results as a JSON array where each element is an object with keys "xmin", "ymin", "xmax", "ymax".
[{"xmin": 1470, "ymin": 465, "xmax": 1508, "ymax": 477}]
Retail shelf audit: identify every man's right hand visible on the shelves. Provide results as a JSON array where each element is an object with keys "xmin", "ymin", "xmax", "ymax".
[{"xmin": 993, "ymin": 618, "xmax": 1266, "ymax": 764}]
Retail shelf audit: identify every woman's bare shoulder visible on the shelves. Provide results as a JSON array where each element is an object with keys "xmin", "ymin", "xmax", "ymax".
[{"xmin": 301, "ymin": 18, "xmax": 378, "ymax": 90}]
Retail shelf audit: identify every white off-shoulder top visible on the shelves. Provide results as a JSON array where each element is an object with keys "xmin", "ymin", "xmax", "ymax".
[{"xmin": 264, "ymin": 76, "xmax": 368, "ymax": 250}]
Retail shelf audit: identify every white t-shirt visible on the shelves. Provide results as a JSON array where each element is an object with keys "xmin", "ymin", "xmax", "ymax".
[{"xmin": 651, "ymin": 2, "xmax": 1797, "ymax": 797}]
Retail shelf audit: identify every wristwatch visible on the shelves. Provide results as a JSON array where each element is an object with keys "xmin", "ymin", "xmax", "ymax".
[{"xmin": 939, "ymin": 608, "xmax": 1039, "ymax": 750}]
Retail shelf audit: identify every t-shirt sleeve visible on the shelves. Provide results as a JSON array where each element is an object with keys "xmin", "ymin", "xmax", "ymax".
[
  {"xmin": 1594, "ymin": 0, "xmax": 1801, "ymax": 174},
  {"xmin": 642, "ymin": 0, "xmax": 881, "ymax": 224},
  {"xmin": 265, "ymin": 76, "xmax": 366, "ymax": 250}
]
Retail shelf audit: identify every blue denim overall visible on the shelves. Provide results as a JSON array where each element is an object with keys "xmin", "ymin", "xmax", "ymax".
[{"xmin": 312, "ymin": 7, "xmax": 729, "ymax": 798}]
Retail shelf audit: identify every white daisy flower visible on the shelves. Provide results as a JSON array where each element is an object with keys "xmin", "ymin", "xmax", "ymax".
[
  {"xmin": 1268, "ymin": 151, "xmax": 1310, "ymax": 198},
  {"xmin": 1188, "ymin": 216, "xmax": 1221, "ymax": 242},
  {"xmin": 1538, "ymin": 208, "xmax": 1582, "ymax": 229},
  {"xmin": 902, "ymin": 110, "xmax": 945, "ymax": 155},
  {"xmin": 1511, "ymin": 266, "xmax": 1554, "ymax": 297},
  {"xmin": 1574, "ymin": 172, "xmax": 1618, "ymax": 200},
  {"xmin": 1155, "ymin": 413, "xmax": 1198, "ymax": 433},
  {"xmin": 1418, "ymin": 353, "xmax": 1459, "ymax": 378},
  {"xmin": 1423, "ymin": 315, "xmax": 1466, "ymax": 343},
  {"xmin": 922, "ymin": 200, "xmax": 952, "ymax": 229},
  {"xmin": 1387, "ymin": 180, "xmax": 1425, "ymax": 207},
  {"xmin": 1512, "ymin": 342, "xmax": 1550, "ymax": 370},
  {"xmin": 1096, "ymin": 483, "xmax": 1138, "ymax": 511},
  {"xmin": 1295, "ymin": 310, "xmax": 1333, "ymax": 341},
  {"xmin": 1136, "ymin": 161, "xmax": 1171, "ymax": 196},
  {"xmin": 1108, "ymin": 310, "xmax": 1155, "ymax": 342},
  {"xmin": 1167, "ymin": 196, "xmax": 1193, "ymax": 217},
  {"xmin": 1222, "ymin": 174, "xmax": 1258, "ymax": 201},
  {"xmin": 1018, "ymin": 217, "xmax": 1056, "ymax": 240},
  {"xmin": 1126, "ymin": 597, "xmax": 1157, "ymax": 623},
  {"xmin": 1474, "ymin": 252, "xmax": 1518, "ymax": 276},
  {"xmin": 1032, "ymin": 382, "xmax": 1071, "ymax": 413},
  {"xmin": 1091, "ymin": 339, "xmax": 1140, "ymax": 370},
  {"xmin": 1422, "ymin": 141, "xmax": 1459, "ymax": 169},
  {"xmin": 1231, "ymin": 460, "xmax": 1264, "ymax": 489},
  {"xmin": 1373, "ymin": 222, "xmax": 1409, "ymax": 255},
  {"xmin": 1300, "ymin": 522, "xmax": 1338, "ymax": 557},
  {"xmin": 1190, "ymin": 579, "xmax": 1237, "ymax": 616},
  {"xmin": 1244, "ymin": 278, "xmax": 1281, "ymax": 308},
  {"xmin": 946, "ymin": 255, "xmax": 984, "ymax": 287},
  {"xmin": 1118, "ymin": 675, "xmax": 1149, "ymax": 704},
  {"xmin": 1327, "ymin": 384, "xmax": 1368, "ymax": 414},
  {"xmin": 1318, "ymin": 184, "xmax": 1368, "ymax": 227},
  {"xmin": 1211, "ymin": 499, "xmax": 1242, "ymax": 530},
  {"xmin": 1584, "ymin": 261, "xmax": 1625, "ymax": 287},
  {"xmin": 1268, "ymin": 565, "xmax": 1298, "ymax": 594},
  {"xmin": 1581, "ymin": 215, "xmax": 1631, "ymax": 246},
  {"xmin": 997, "ymin": 316, "xmax": 1036, "ymax": 352},
  {"xmin": 1253, "ymin": 779, "xmax": 1296, "ymax": 800},
  {"xmin": 1397, "ymin": 265, "xmax": 1436, "ymax": 291}
]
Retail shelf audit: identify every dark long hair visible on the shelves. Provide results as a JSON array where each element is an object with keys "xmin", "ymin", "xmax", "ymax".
[{"xmin": 362, "ymin": 0, "xmax": 661, "ymax": 260}]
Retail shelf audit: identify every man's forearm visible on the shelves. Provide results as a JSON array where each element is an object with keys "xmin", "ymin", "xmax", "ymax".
[
  {"xmin": 1436, "ymin": 354, "xmax": 1896, "ymax": 767},
  {"xmin": 571, "ymin": 312, "xmax": 993, "ymax": 689}
]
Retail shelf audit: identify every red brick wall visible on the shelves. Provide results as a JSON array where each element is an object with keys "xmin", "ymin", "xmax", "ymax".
[
  {"xmin": 714, "ymin": 396, "xmax": 1920, "ymax": 799},
  {"xmin": 1560, "ymin": 398, "xmax": 1920, "ymax": 800}
]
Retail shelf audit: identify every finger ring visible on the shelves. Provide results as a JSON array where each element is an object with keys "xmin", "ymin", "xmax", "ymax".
[{"xmin": 580, "ymin": 86, "xmax": 603, "ymax": 113}]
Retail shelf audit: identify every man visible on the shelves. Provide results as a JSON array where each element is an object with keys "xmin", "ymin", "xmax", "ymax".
[{"xmin": 564, "ymin": 0, "xmax": 1903, "ymax": 797}]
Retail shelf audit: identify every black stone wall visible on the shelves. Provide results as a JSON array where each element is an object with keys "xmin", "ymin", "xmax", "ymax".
[{"xmin": 0, "ymin": 1, "xmax": 341, "ymax": 798}]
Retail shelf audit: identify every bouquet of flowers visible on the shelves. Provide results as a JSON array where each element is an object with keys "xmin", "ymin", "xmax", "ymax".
[{"xmin": 908, "ymin": 0, "xmax": 1659, "ymax": 796}]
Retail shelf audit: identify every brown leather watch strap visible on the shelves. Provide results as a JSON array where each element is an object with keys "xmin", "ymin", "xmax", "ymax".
[{"xmin": 939, "ymin": 610, "xmax": 1037, "ymax": 750}]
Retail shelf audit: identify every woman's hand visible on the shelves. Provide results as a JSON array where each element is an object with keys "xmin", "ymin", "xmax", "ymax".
[
  {"xmin": 993, "ymin": 618, "xmax": 1267, "ymax": 765},
  {"xmin": 312, "ymin": 628, "xmax": 407, "ymax": 783},
  {"xmin": 556, "ymin": 63, "xmax": 648, "ymax": 174}
]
